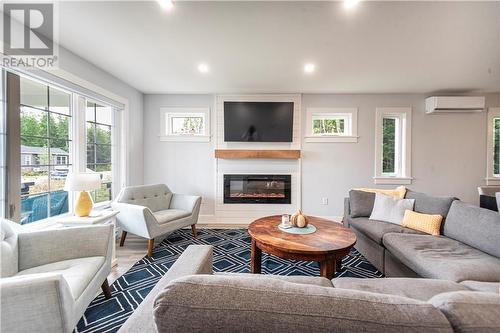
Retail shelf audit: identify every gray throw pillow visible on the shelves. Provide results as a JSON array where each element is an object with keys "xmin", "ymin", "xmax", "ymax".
[
  {"xmin": 349, "ymin": 190, "xmax": 375, "ymax": 218},
  {"xmin": 369, "ymin": 193, "xmax": 415, "ymax": 225}
]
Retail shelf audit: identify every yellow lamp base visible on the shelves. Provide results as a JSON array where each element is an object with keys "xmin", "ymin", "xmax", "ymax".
[{"xmin": 75, "ymin": 191, "xmax": 94, "ymax": 217}]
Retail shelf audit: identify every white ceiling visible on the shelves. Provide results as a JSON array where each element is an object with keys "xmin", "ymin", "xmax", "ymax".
[{"xmin": 58, "ymin": 1, "xmax": 500, "ymax": 94}]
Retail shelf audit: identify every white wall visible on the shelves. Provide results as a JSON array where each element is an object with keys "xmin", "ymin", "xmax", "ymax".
[
  {"xmin": 56, "ymin": 47, "xmax": 144, "ymax": 186},
  {"xmin": 143, "ymin": 93, "xmax": 500, "ymax": 220},
  {"xmin": 143, "ymin": 94, "xmax": 215, "ymax": 215}
]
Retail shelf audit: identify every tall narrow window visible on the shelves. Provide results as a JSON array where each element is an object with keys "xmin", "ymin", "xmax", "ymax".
[
  {"xmin": 374, "ymin": 107, "xmax": 412, "ymax": 185},
  {"xmin": 19, "ymin": 77, "xmax": 71, "ymax": 224},
  {"xmin": 486, "ymin": 108, "xmax": 500, "ymax": 185},
  {"xmin": 86, "ymin": 101, "xmax": 113, "ymax": 203}
]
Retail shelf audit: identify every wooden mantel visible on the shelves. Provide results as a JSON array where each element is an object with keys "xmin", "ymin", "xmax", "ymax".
[{"xmin": 215, "ymin": 149, "xmax": 301, "ymax": 159}]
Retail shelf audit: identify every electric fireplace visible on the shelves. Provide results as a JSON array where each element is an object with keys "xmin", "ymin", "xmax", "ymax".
[{"xmin": 223, "ymin": 174, "xmax": 291, "ymax": 204}]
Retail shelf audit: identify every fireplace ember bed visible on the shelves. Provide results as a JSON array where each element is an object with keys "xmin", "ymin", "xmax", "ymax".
[{"xmin": 223, "ymin": 174, "xmax": 291, "ymax": 204}]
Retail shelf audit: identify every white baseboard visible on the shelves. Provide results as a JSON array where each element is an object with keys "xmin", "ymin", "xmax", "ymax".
[{"xmin": 198, "ymin": 214, "xmax": 343, "ymax": 227}]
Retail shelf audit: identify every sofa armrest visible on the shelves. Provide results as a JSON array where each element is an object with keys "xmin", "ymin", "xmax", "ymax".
[
  {"xmin": 118, "ymin": 245, "xmax": 213, "ymax": 333},
  {"xmin": 1, "ymin": 273, "xmax": 74, "ymax": 333},
  {"xmin": 343, "ymin": 197, "xmax": 350, "ymax": 227},
  {"xmin": 112, "ymin": 202, "xmax": 157, "ymax": 239},
  {"xmin": 18, "ymin": 224, "xmax": 113, "ymax": 271},
  {"xmin": 169, "ymin": 194, "xmax": 201, "ymax": 214}
]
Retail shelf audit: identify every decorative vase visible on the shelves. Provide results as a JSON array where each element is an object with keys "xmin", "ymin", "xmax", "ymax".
[{"xmin": 291, "ymin": 209, "xmax": 308, "ymax": 228}]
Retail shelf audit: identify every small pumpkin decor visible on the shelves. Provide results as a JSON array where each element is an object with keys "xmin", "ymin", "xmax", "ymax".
[{"xmin": 291, "ymin": 209, "xmax": 308, "ymax": 228}]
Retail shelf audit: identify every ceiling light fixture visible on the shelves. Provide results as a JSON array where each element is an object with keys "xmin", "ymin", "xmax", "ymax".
[
  {"xmin": 344, "ymin": 0, "xmax": 360, "ymax": 10},
  {"xmin": 157, "ymin": 0, "xmax": 174, "ymax": 11},
  {"xmin": 198, "ymin": 63, "xmax": 210, "ymax": 73},
  {"xmin": 304, "ymin": 63, "xmax": 316, "ymax": 74}
]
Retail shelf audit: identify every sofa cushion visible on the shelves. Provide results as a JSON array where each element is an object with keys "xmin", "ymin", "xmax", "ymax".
[
  {"xmin": 217, "ymin": 272, "xmax": 333, "ymax": 288},
  {"xmin": 117, "ymin": 184, "xmax": 173, "ymax": 212},
  {"xmin": 153, "ymin": 274, "xmax": 452, "ymax": 333},
  {"xmin": 153, "ymin": 209, "xmax": 191, "ymax": 224},
  {"xmin": 429, "ymin": 291, "xmax": 500, "ymax": 333},
  {"xmin": 349, "ymin": 217, "xmax": 423, "ymax": 245},
  {"xmin": 459, "ymin": 281, "xmax": 500, "ymax": 293},
  {"xmin": 349, "ymin": 190, "xmax": 375, "ymax": 217},
  {"xmin": 444, "ymin": 201, "xmax": 500, "ymax": 258},
  {"xmin": 16, "ymin": 256, "xmax": 105, "ymax": 299},
  {"xmin": 332, "ymin": 277, "xmax": 468, "ymax": 301},
  {"xmin": 383, "ymin": 233, "xmax": 500, "ymax": 282},
  {"xmin": 405, "ymin": 190, "xmax": 456, "ymax": 217},
  {"xmin": 369, "ymin": 194, "xmax": 415, "ymax": 225}
]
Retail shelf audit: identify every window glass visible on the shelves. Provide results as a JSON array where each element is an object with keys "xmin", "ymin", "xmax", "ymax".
[
  {"xmin": 312, "ymin": 116, "xmax": 346, "ymax": 135},
  {"xmin": 382, "ymin": 117, "xmax": 396, "ymax": 174},
  {"xmin": 86, "ymin": 101, "xmax": 113, "ymax": 203},
  {"xmin": 170, "ymin": 115, "xmax": 204, "ymax": 135},
  {"xmin": 19, "ymin": 77, "xmax": 71, "ymax": 224},
  {"xmin": 494, "ymin": 118, "xmax": 500, "ymax": 176}
]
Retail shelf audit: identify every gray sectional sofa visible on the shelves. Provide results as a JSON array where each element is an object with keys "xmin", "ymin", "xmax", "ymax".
[
  {"xmin": 119, "ymin": 245, "xmax": 500, "ymax": 333},
  {"xmin": 343, "ymin": 189, "xmax": 500, "ymax": 290}
]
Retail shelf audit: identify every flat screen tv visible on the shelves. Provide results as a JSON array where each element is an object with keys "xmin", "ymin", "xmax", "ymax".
[{"xmin": 224, "ymin": 101, "xmax": 294, "ymax": 142}]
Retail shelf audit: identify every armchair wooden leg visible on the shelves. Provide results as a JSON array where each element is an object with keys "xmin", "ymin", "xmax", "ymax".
[
  {"xmin": 147, "ymin": 239, "xmax": 155, "ymax": 257},
  {"xmin": 119, "ymin": 231, "xmax": 127, "ymax": 247},
  {"xmin": 101, "ymin": 278, "xmax": 112, "ymax": 299},
  {"xmin": 191, "ymin": 224, "xmax": 197, "ymax": 238}
]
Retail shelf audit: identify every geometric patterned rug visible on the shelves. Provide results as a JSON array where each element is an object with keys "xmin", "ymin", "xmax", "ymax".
[{"xmin": 75, "ymin": 228, "xmax": 383, "ymax": 332}]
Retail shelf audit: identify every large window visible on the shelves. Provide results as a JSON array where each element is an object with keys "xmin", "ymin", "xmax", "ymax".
[
  {"xmin": 19, "ymin": 77, "xmax": 71, "ymax": 224},
  {"xmin": 486, "ymin": 108, "xmax": 500, "ymax": 184},
  {"xmin": 86, "ymin": 101, "xmax": 113, "ymax": 203},
  {"xmin": 3, "ymin": 71, "xmax": 123, "ymax": 224},
  {"xmin": 305, "ymin": 108, "xmax": 358, "ymax": 143},
  {"xmin": 374, "ymin": 107, "xmax": 412, "ymax": 185}
]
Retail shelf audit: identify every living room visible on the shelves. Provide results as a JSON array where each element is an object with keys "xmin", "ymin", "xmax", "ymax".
[{"xmin": 1, "ymin": 1, "xmax": 499, "ymax": 332}]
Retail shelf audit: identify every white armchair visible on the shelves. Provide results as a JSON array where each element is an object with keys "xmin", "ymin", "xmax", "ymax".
[
  {"xmin": 0, "ymin": 219, "xmax": 113, "ymax": 333},
  {"xmin": 112, "ymin": 184, "xmax": 201, "ymax": 257}
]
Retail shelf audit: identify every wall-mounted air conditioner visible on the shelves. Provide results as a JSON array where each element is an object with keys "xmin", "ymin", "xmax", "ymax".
[{"xmin": 425, "ymin": 96, "xmax": 485, "ymax": 114}]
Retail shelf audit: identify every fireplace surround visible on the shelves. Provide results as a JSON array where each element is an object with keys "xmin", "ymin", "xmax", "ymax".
[{"xmin": 223, "ymin": 174, "xmax": 291, "ymax": 204}]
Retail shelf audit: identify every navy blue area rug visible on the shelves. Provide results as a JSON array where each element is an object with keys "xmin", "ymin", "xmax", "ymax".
[{"xmin": 75, "ymin": 228, "xmax": 383, "ymax": 332}]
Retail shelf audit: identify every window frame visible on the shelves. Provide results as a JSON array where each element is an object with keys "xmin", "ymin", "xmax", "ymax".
[
  {"xmin": 160, "ymin": 107, "xmax": 210, "ymax": 142},
  {"xmin": 374, "ymin": 107, "xmax": 412, "ymax": 185},
  {"xmin": 305, "ymin": 108, "xmax": 358, "ymax": 143},
  {"xmin": 486, "ymin": 107, "xmax": 500, "ymax": 185}
]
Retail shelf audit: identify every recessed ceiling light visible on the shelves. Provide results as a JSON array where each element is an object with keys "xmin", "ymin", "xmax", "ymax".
[
  {"xmin": 344, "ymin": 0, "xmax": 360, "ymax": 10},
  {"xmin": 304, "ymin": 63, "xmax": 316, "ymax": 74},
  {"xmin": 157, "ymin": 0, "xmax": 174, "ymax": 11},
  {"xmin": 198, "ymin": 63, "xmax": 210, "ymax": 73}
]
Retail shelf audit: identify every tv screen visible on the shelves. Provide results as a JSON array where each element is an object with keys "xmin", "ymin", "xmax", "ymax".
[{"xmin": 224, "ymin": 102, "xmax": 294, "ymax": 142}]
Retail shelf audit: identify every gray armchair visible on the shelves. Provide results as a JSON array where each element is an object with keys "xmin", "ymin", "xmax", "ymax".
[
  {"xmin": 112, "ymin": 184, "xmax": 201, "ymax": 257},
  {"xmin": 0, "ymin": 219, "xmax": 113, "ymax": 333}
]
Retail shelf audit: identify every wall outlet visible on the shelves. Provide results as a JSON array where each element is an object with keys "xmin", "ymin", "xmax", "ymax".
[{"xmin": 321, "ymin": 197, "xmax": 328, "ymax": 205}]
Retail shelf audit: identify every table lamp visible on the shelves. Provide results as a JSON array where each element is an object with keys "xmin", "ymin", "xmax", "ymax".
[{"xmin": 64, "ymin": 173, "xmax": 101, "ymax": 217}]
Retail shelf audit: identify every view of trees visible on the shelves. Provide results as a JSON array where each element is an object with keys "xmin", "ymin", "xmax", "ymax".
[
  {"xmin": 21, "ymin": 111, "xmax": 69, "ymax": 151},
  {"xmin": 312, "ymin": 118, "xmax": 345, "ymax": 135},
  {"xmin": 172, "ymin": 116, "xmax": 203, "ymax": 135},
  {"xmin": 494, "ymin": 118, "xmax": 500, "ymax": 175},
  {"xmin": 382, "ymin": 118, "xmax": 396, "ymax": 174}
]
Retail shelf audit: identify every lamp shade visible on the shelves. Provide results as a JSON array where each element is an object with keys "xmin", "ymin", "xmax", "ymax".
[{"xmin": 64, "ymin": 173, "xmax": 101, "ymax": 192}]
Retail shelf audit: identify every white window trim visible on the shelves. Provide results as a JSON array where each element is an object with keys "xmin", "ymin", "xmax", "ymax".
[
  {"xmin": 486, "ymin": 107, "xmax": 500, "ymax": 185},
  {"xmin": 160, "ymin": 107, "xmax": 211, "ymax": 142},
  {"xmin": 374, "ymin": 107, "xmax": 412, "ymax": 185},
  {"xmin": 305, "ymin": 108, "xmax": 358, "ymax": 143}
]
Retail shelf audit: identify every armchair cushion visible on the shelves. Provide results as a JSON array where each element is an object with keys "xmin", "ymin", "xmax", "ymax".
[
  {"xmin": 153, "ymin": 209, "xmax": 191, "ymax": 224},
  {"xmin": 16, "ymin": 256, "xmax": 105, "ymax": 299},
  {"xmin": 116, "ymin": 184, "xmax": 173, "ymax": 212},
  {"xmin": 170, "ymin": 193, "xmax": 201, "ymax": 213},
  {"xmin": 18, "ymin": 225, "xmax": 112, "ymax": 270},
  {"xmin": 1, "ymin": 219, "xmax": 21, "ymax": 277}
]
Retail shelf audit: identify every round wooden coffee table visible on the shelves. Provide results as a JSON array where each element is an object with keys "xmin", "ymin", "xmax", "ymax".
[{"xmin": 247, "ymin": 215, "xmax": 356, "ymax": 279}]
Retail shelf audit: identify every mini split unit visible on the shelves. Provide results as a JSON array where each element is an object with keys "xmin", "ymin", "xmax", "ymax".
[{"xmin": 425, "ymin": 96, "xmax": 485, "ymax": 114}]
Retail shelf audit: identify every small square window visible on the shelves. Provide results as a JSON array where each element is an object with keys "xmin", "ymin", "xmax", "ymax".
[{"xmin": 160, "ymin": 108, "xmax": 210, "ymax": 142}]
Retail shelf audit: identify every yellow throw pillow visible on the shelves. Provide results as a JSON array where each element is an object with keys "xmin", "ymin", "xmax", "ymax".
[
  {"xmin": 402, "ymin": 210, "xmax": 443, "ymax": 236},
  {"xmin": 355, "ymin": 186, "xmax": 407, "ymax": 199}
]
